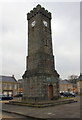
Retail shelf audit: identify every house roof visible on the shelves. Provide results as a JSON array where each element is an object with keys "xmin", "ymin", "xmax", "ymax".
[
  {"xmin": 0, "ymin": 75, "xmax": 17, "ymax": 83},
  {"xmin": 18, "ymin": 79, "xmax": 23, "ymax": 83},
  {"xmin": 59, "ymin": 80, "xmax": 70, "ymax": 84},
  {"xmin": 77, "ymin": 74, "xmax": 82, "ymax": 81}
]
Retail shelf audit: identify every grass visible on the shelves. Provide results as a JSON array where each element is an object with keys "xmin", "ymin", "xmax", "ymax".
[{"xmin": 59, "ymin": 96, "xmax": 73, "ymax": 100}]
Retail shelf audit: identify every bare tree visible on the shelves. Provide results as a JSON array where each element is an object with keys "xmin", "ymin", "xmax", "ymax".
[{"xmin": 68, "ymin": 75, "xmax": 78, "ymax": 84}]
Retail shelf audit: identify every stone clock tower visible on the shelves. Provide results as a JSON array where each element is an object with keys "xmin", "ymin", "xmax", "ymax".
[{"xmin": 22, "ymin": 4, "xmax": 60, "ymax": 101}]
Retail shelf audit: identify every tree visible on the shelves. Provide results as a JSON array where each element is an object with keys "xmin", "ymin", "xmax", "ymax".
[{"xmin": 68, "ymin": 75, "xmax": 78, "ymax": 84}]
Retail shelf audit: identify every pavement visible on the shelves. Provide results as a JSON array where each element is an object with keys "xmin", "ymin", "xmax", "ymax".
[{"xmin": 1, "ymin": 96, "xmax": 81, "ymax": 119}]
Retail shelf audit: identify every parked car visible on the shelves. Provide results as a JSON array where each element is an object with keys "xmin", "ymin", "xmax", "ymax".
[
  {"xmin": 69, "ymin": 92, "xmax": 76, "ymax": 97},
  {"xmin": 60, "ymin": 92, "xmax": 64, "ymax": 96},
  {"xmin": 14, "ymin": 93, "xmax": 23, "ymax": 97},
  {"xmin": 60, "ymin": 92, "xmax": 76, "ymax": 97},
  {"xmin": 0, "ymin": 95, "xmax": 13, "ymax": 100}
]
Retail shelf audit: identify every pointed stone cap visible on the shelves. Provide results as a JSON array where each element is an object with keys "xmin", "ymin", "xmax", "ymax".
[{"xmin": 27, "ymin": 4, "xmax": 51, "ymax": 20}]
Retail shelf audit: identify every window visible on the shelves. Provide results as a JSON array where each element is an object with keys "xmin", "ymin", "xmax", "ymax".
[
  {"xmin": 14, "ymin": 84, "xmax": 17, "ymax": 89},
  {"xmin": 4, "ymin": 84, "xmax": 7, "ymax": 89},
  {"xmin": 14, "ymin": 92, "xmax": 17, "ymax": 95},
  {"xmin": 9, "ymin": 84, "xmax": 12, "ymax": 89},
  {"xmin": 77, "ymin": 82, "xmax": 80, "ymax": 87},
  {"xmin": 0, "ymin": 83, "xmax": 2, "ymax": 89},
  {"xmin": 45, "ymin": 40, "xmax": 48, "ymax": 46},
  {"xmin": 3, "ymin": 91, "xmax": 7, "ymax": 96}
]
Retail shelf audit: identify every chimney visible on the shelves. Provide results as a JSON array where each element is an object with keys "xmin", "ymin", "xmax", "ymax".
[{"xmin": 12, "ymin": 75, "xmax": 14, "ymax": 78}]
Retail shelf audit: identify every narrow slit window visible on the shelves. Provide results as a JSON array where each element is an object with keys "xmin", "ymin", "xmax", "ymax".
[{"xmin": 45, "ymin": 40, "xmax": 48, "ymax": 46}]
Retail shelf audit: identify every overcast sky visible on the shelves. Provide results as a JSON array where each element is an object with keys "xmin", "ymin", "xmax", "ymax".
[{"xmin": 0, "ymin": 1, "xmax": 80, "ymax": 80}]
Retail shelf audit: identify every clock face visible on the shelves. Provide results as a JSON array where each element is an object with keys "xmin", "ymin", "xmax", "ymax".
[
  {"xmin": 43, "ymin": 20, "xmax": 48, "ymax": 27},
  {"xmin": 31, "ymin": 21, "xmax": 36, "ymax": 27}
]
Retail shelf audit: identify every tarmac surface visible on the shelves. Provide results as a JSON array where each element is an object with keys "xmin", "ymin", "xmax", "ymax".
[
  {"xmin": 1, "ymin": 96, "xmax": 81, "ymax": 119},
  {"xmin": 2, "ymin": 111, "xmax": 27, "ymax": 118}
]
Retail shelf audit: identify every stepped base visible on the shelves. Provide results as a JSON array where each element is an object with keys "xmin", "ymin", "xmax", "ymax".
[{"xmin": 7, "ymin": 99, "xmax": 77, "ymax": 108}]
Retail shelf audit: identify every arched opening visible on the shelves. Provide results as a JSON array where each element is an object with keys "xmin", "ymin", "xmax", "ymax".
[{"xmin": 48, "ymin": 85, "xmax": 53, "ymax": 100}]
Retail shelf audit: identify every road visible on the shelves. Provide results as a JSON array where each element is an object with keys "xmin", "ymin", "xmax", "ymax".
[
  {"xmin": 2, "ymin": 111, "xmax": 44, "ymax": 120},
  {"xmin": 1, "ymin": 96, "xmax": 81, "ymax": 119},
  {"xmin": 2, "ymin": 111, "xmax": 27, "ymax": 118}
]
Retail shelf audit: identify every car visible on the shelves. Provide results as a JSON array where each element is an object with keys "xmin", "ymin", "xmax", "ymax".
[
  {"xmin": 62, "ymin": 92, "xmax": 70, "ymax": 97},
  {"xmin": 0, "ymin": 95, "xmax": 13, "ymax": 100},
  {"xmin": 60, "ymin": 92, "xmax": 64, "ymax": 96},
  {"xmin": 14, "ymin": 93, "xmax": 23, "ymax": 97},
  {"xmin": 69, "ymin": 92, "xmax": 76, "ymax": 97},
  {"xmin": 60, "ymin": 92, "xmax": 76, "ymax": 97}
]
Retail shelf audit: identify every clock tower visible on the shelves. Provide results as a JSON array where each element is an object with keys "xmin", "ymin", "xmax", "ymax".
[{"xmin": 22, "ymin": 4, "xmax": 60, "ymax": 101}]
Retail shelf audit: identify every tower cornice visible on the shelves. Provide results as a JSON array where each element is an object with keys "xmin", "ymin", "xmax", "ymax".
[{"xmin": 27, "ymin": 4, "xmax": 51, "ymax": 20}]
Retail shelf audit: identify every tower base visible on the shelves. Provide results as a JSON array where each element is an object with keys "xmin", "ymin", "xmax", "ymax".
[{"xmin": 22, "ymin": 71, "xmax": 60, "ymax": 102}]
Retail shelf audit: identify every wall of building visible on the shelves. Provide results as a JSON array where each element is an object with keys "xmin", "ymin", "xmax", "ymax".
[
  {"xmin": 2, "ymin": 82, "xmax": 18, "ymax": 96},
  {"xmin": 59, "ymin": 83, "xmax": 73, "ymax": 92},
  {"xmin": 77, "ymin": 80, "xmax": 82, "ymax": 94}
]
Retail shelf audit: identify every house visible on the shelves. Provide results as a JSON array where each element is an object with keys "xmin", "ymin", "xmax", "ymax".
[
  {"xmin": 0, "ymin": 75, "xmax": 18, "ymax": 96},
  {"xmin": 59, "ymin": 80, "xmax": 74, "ymax": 93},
  {"xmin": 18, "ymin": 79, "xmax": 23, "ymax": 93},
  {"xmin": 77, "ymin": 73, "xmax": 82, "ymax": 94}
]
